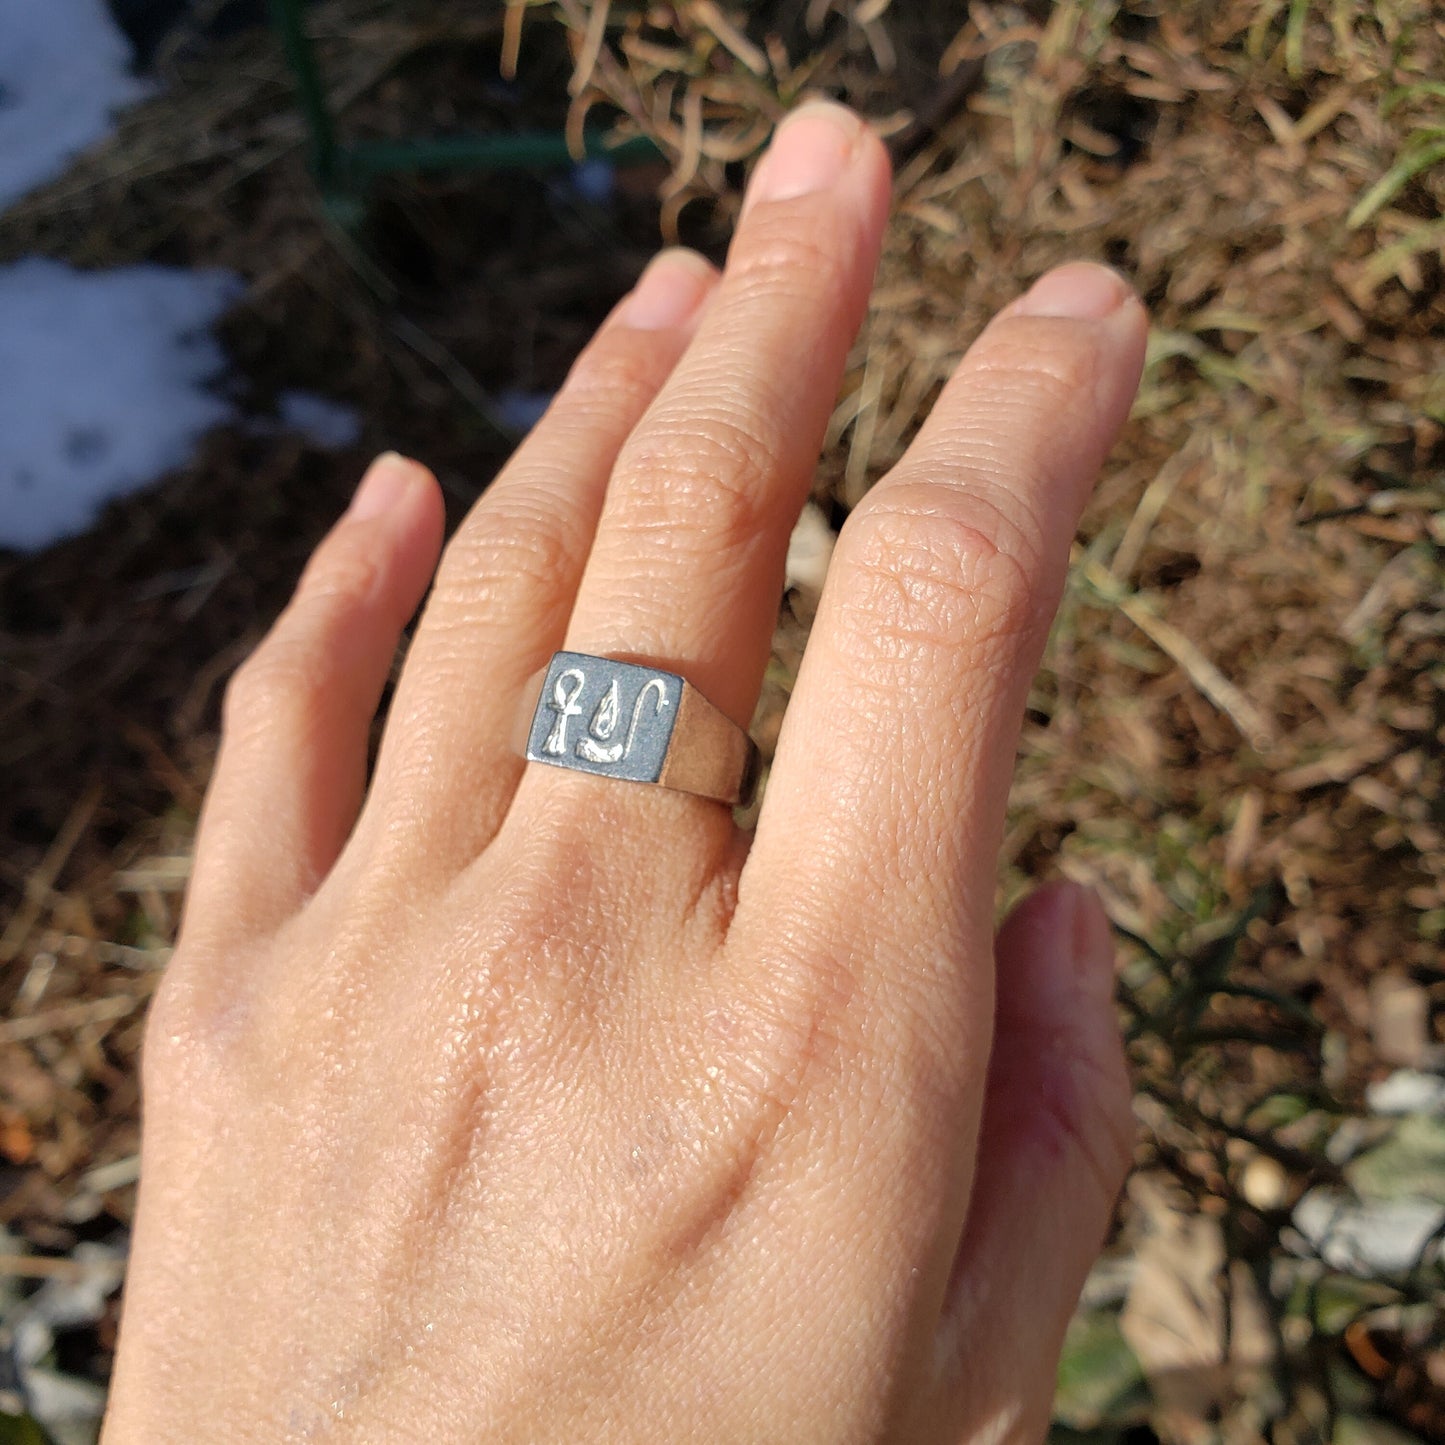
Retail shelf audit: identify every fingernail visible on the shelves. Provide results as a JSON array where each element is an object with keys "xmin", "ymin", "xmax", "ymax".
[
  {"xmin": 348, "ymin": 452, "xmax": 418, "ymax": 521},
  {"xmin": 1065, "ymin": 883, "xmax": 1117, "ymax": 998},
  {"xmin": 618, "ymin": 249, "xmax": 715, "ymax": 330},
  {"xmin": 1012, "ymin": 262, "xmax": 1134, "ymax": 321},
  {"xmin": 746, "ymin": 101, "xmax": 863, "ymax": 207}
]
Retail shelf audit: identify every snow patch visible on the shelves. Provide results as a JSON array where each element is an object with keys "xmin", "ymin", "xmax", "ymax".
[
  {"xmin": 1291, "ymin": 1190, "xmax": 1444, "ymax": 1276},
  {"xmin": 0, "ymin": 258, "xmax": 244, "ymax": 551},
  {"xmin": 495, "ymin": 387, "xmax": 554, "ymax": 434},
  {"xmin": 0, "ymin": 0, "xmax": 151, "ymax": 212},
  {"xmin": 275, "ymin": 389, "xmax": 362, "ymax": 450}
]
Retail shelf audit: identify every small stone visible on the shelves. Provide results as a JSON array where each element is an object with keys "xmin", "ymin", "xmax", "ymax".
[
  {"xmin": 1369, "ymin": 973, "xmax": 1429, "ymax": 1068},
  {"xmin": 785, "ymin": 502, "xmax": 835, "ymax": 594},
  {"xmin": 1366, "ymin": 1069, "xmax": 1445, "ymax": 1117},
  {"xmin": 1240, "ymin": 1153, "xmax": 1290, "ymax": 1211}
]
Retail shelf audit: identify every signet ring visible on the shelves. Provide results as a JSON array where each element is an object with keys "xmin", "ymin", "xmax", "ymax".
[{"xmin": 521, "ymin": 651, "xmax": 760, "ymax": 808}]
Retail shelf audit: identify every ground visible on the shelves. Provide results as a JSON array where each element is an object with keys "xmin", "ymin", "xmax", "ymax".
[{"xmin": 0, "ymin": 2, "xmax": 1442, "ymax": 1442}]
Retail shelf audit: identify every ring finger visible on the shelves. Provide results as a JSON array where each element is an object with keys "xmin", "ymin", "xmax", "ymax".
[{"xmin": 504, "ymin": 103, "xmax": 891, "ymax": 843}]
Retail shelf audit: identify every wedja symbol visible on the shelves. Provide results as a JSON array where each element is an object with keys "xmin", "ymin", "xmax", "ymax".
[{"xmin": 578, "ymin": 679, "xmax": 623, "ymax": 763}]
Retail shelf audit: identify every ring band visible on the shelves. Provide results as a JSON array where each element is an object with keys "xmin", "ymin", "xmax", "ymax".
[{"xmin": 522, "ymin": 651, "xmax": 760, "ymax": 807}]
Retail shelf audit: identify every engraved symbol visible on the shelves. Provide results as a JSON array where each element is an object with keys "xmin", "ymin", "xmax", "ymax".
[
  {"xmin": 539, "ymin": 665, "xmax": 674, "ymax": 771},
  {"xmin": 577, "ymin": 679, "xmax": 624, "ymax": 763},
  {"xmin": 623, "ymin": 678, "xmax": 668, "ymax": 758},
  {"xmin": 542, "ymin": 667, "xmax": 585, "ymax": 755}
]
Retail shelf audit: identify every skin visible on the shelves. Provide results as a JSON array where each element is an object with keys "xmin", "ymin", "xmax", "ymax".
[{"xmin": 104, "ymin": 102, "xmax": 1148, "ymax": 1443}]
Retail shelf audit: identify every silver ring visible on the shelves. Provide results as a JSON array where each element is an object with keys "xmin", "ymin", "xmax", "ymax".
[{"xmin": 521, "ymin": 651, "xmax": 760, "ymax": 807}]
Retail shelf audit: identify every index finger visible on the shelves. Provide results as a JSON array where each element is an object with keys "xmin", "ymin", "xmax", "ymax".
[{"xmin": 736, "ymin": 264, "xmax": 1147, "ymax": 1055}]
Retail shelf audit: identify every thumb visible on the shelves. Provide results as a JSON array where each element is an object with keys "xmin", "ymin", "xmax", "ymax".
[{"xmin": 935, "ymin": 882, "xmax": 1134, "ymax": 1443}]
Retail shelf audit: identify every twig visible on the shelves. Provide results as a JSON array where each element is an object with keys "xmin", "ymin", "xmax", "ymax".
[
  {"xmin": 0, "ymin": 1254, "xmax": 91, "ymax": 1281},
  {"xmin": 0, "ymin": 995, "xmax": 139, "ymax": 1045},
  {"xmin": 569, "ymin": 0, "xmax": 611, "ymax": 98},
  {"xmin": 691, "ymin": 1, "xmax": 769, "ymax": 76},
  {"xmin": 1110, "ymin": 442, "xmax": 1197, "ymax": 583},
  {"xmin": 886, "ymin": 55, "xmax": 987, "ymax": 166},
  {"xmin": 1080, "ymin": 556, "xmax": 1277, "ymax": 751},
  {"xmin": 0, "ymin": 781, "xmax": 103, "ymax": 965},
  {"xmin": 501, "ymin": 0, "xmax": 528, "ymax": 80},
  {"xmin": 844, "ymin": 318, "xmax": 885, "ymax": 507}
]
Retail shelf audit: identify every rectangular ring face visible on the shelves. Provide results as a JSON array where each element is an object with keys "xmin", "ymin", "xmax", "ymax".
[{"xmin": 525, "ymin": 652, "xmax": 682, "ymax": 786}]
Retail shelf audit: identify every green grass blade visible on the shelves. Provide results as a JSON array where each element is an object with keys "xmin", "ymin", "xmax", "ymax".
[
  {"xmin": 1349, "ymin": 136, "xmax": 1445, "ymax": 227},
  {"xmin": 1285, "ymin": 0, "xmax": 1311, "ymax": 76}
]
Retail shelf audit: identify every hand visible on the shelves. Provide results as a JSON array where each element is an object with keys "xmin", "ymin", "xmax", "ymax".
[{"xmin": 105, "ymin": 102, "xmax": 1147, "ymax": 1443}]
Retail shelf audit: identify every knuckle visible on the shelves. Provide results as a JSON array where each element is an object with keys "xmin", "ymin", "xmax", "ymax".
[
  {"xmin": 832, "ymin": 490, "xmax": 1039, "ymax": 667},
  {"xmin": 222, "ymin": 539, "xmax": 384, "ymax": 730},
  {"xmin": 728, "ymin": 221, "xmax": 851, "ymax": 303},
  {"xmin": 221, "ymin": 623, "xmax": 332, "ymax": 738},
  {"xmin": 716, "ymin": 941, "xmax": 867, "ymax": 1123},
  {"xmin": 433, "ymin": 491, "xmax": 578, "ymax": 618},
  {"xmin": 296, "ymin": 531, "xmax": 384, "ymax": 610},
  {"xmin": 221, "ymin": 639, "xmax": 298, "ymax": 735},
  {"xmin": 560, "ymin": 333, "xmax": 669, "ymax": 415},
  {"xmin": 145, "ymin": 923, "xmax": 391, "ymax": 1116},
  {"xmin": 484, "ymin": 812, "xmax": 608, "ymax": 984},
  {"xmin": 140, "ymin": 962, "xmax": 249, "ymax": 1104},
  {"xmin": 615, "ymin": 415, "xmax": 775, "ymax": 558},
  {"xmin": 974, "ymin": 314, "xmax": 1108, "ymax": 406}
]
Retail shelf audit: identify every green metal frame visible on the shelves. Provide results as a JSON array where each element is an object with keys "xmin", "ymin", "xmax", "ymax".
[{"xmin": 267, "ymin": 0, "xmax": 657, "ymax": 192}]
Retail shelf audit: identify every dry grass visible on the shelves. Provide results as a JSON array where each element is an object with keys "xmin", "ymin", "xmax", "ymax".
[{"xmin": 1, "ymin": 1, "xmax": 1442, "ymax": 1438}]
